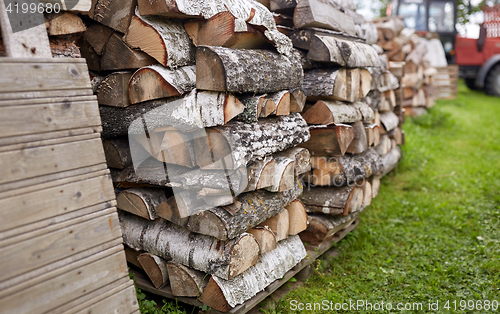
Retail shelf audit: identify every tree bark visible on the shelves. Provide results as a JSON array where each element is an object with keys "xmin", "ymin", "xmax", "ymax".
[
  {"xmin": 119, "ymin": 211, "xmax": 260, "ymax": 280},
  {"xmin": 286, "ymin": 199, "xmax": 307, "ymax": 235},
  {"xmin": 380, "ymin": 111, "xmax": 399, "ymax": 132},
  {"xmin": 101, "ymin": 32, "xmax": 158, "ymax": 71},
  {"xmin": 167, "ymin": 262, "xmax": 208, "ymax": 297},
  {"xmin": 199, "ymin": 235, "xmax": 306, "ymax": 311},
  {"xmin": 236, "ymin": 94, "xmax": 266, "ymax": 123},
  {"xmin": 186, "ymin": 180, "xmax": 302, "ymax": 240},
  {"xmin": 289, "ymin": 27, "xmax": 363, "ymax": 51},
  {"xmin": 116, "ymin": 188, "xmax": 169, "ymax": 220},
  {"xmin": 93, "ymin": 0, "xmax": 137, "ymax": 33},
  {"xmin": 274, "ymin": 147, "xmax": 311, "ymax": 176},
  {"xmin": 196, "ymin": 46, "xmax": 303, "ymax": 93},
  {"xmin": 269, "ymin": 90, "xmax": 291, "ymax": 116},
  {"xmin": 299, "ymin": 212, "xmax": 356, "ymax": 246},
  {"xmin": 96, "ymin": 71, "xmax": 133, "ymax": 108},
  {"xmin": 271, "ymin": 0, "xmax": 297, "ymax": 12},
  {"xmin": 138, "ymin": 253, "xmax": 170, "ymax": 289},
  {"xmin": 381, "ymin": 146, "xmax": 401, "ymax": 176},
  {"xmin": 302, "ymin": 68, "xmax": 360, "ymax": 103},
  {"xmin": 264, "ymin": 157, "xmax": 295, "ymax": 192},
  {"xmin": 128, "ymin": 65, "xmax": 196, "ymax": 104},
  {"xmin": 243, "ymin": 156, "xmax": 275, "ymax": 192},
  {"xmin": 299, "ymin": 185, "xmax": 363, "ymax": 215},
  {"xmin": 298, "ymin": 124, "xmax": 355, "ymax": 157}
]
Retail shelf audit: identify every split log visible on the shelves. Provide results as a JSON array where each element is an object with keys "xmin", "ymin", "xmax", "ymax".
[
  {"xmin": 258, "ymin": 209, "xmax": 289, "ymax": 242},
  {"xmin": 293, "ymin": 0, "xmax": 356, "ymax": 36},
  {"xmin": 274, "ymin": 147, "xmax": 311, "ymax": 176},
  {"xmin": 302, "ymin": 68, "xmax": 360, "ymax": 103},
  {"xmin": 124, "ymin": 12, "xmax": 195, "ymax": 68},
  {"xmin": 387, "ymin": 127, "xmax": 403, "ymax": 146},
  {"xmin": 298, "ymin": 124, "xmax": 354, "ymax": 157},
  {"xmin": 361, "ymin": 180, "xmax": 372, "ymax": 207},
  {"xmin": 260, "ymin": 97, "xmax": 277, "ymax": 117},
  {"xmin": 193, "ymin": 113, "xmax": 310, "ymax": 170},
  {"xmin": 128, "ymin": 65, "xmax": 196, "ymax": 104},
  {"xmin": 290, "ymin": 89, "xmax": 306, "ymax": 112},
  {"xmin": 299, "ymin": 213, "xmax": 356, "ymax": 246},
  {"xmin": 125, "ymin": 247, "xmax": 144, "ymax": 269},
  {"xmin": 83, "ymin": 23, "xmax": 114, "ymax": 55},
  {"xmin": 243, "ymin": 156, "xmax": 275, "ymax": 192},
  {"xmin": 199, "ymin": 235, "xmax": 306, "ymax": 311},
  {"xmin": 307, "ymin": 35, "xmax": 381, "ymax": 68},
  {"xmin": 381, "ymin": 146, "xmax": 402, "ymax": 176},
  {"xmin": 45, "ymin": 12, "xmax": 86, "ymax": 36},
  {"xmin": 156, "ymin": 191, "xmax": 212, "ymax": 227},
  {"xmin": 301, "ymin": 100, "xmax": 363, "ymax": 125},
  {"xmin": 370, "ymin": 175, "xmax": 381, "ymax": 198},
  {"xmin": 101, "ymin": 33, "xmax": 158, "ymax": 71},
  {"xmin": 246, "ymin": 227, "xmax": 277, "ymax": 254},
  {"xmin": 184, "ymin": 12, "xmax": 268, "ymax": 49},
  {"xmin": 375, "ymin": 134, "xmax": 391, "ymax": 156},
  {"xmin": 186, "ymin": 180, "xmax": 302, "ymax": 240},
  {"xmin": 79, "ymin": 38, "xmax": 101, "ymax": 71},
  {"xmin": 356, "ymin": 22, "xmax": 378, "ymax": 45},
  {"xmin": 103, "ymin": 137, "xmax": 133, "ymax": 169},
  {"xmin": 353, "ymin": 102, "xmax": 375, "ymax": 122},
  {"xmin": 236, "ymin": 94, "xmax": 266, "ymax": 123},
  {"xmin": 345, "ymin": 120, "xmax": 368, "ymax": 154},
  {"xmin": 389, "ymin": 61, "xmax": 405, "ymax": 78},
  {"xmin": 406, "ymin": 42, "xmax": 427, "ymax": 66},
  {"xmin": 269, "ymin": 90, "xmax": 291, "ymax": 116},
  {"xmin": 364, "ymin": 123, "xmax": 380, "ymax": 147},
  {"xmin": 119, "ymin": 211, "xmax": 260, "ymax": 280},
  {"xmin": 271, "ymin": 0, "xmax": 297, "ymax": 12},
  {"xmin": 117, "ymin": 188, "xmax": 169, "ymax": 220},
  {"xmin": 96, "ymin": 72, "xmax": 133, "ymax": 108},
  {"xmin": 286, "ymin": 199, "xmax": 307, "ymax": 235},
  {"xmin": 380, "ymin": 89, "xmax": 396, "ymax": 112},
  {"xmin": 265, "ymin": 157, "xmax": 295, "ymax": 192},
  {"xmin": 380, "ymin": 111, "xmax": 399, "ymax": 132},
  {"xmin": 196, "ymin": 46, "xmax": 303, "ymax": 93},
  {"xmin": 289, "ymin": 27, "xmax": 363, "ymax": 51},
  {"xmin": 138, "ymin": 253, "xmax": 170, "ymax": 289},
  {"xmin": 299, "ymin": 185, "xmax": 363, "ymax": 215},
  {"xmin": 363, "ymin": 90, "xmax": 381, "ymax": 112},
  {"xmin": 374, "ymin": 17, "xmax": 404, "ymax": 40},
  {"xmin": 93, "ymin": 0, "xmax": 136, "ymax": 33},
  {"xmin": 167, "ymin": 262, "xmax": 208, "ymax": 297},
  {"xmin": 359, "ymin": 69, "xmax": 373, "ymax": 98}
]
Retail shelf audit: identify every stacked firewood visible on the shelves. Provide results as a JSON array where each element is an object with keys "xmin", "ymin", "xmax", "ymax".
[{"xmin": 374, "ymin": 17, "xmax": 438, "ymax": 116}]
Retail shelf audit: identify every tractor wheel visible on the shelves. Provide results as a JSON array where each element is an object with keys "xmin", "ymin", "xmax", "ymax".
[
  {"xmin": 484, "ymin": 64, "xmax": 500, "ymax": 96},
  {"xmin": 464, "ymin": 78, "xmax": 480, "ymax": 90}
]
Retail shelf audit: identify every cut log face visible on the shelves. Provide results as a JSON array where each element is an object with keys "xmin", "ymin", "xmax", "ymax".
[
  {"xmin": 293, "ymin": 0, "xmax": 357, "ymax": 36},
  {"xmin": 167, "ymin": 262, "xmax": 208, "ymax": 297},
  {"xmin": 274, "ymin": 147, "xmax": 311, "ymax": 176},
  {"xmin": 299, "ymin": 213, "xmax": 356, "ymax": 246},
  {"xmin": 236, "ymin": 94, "xmax": 266, "ymax": 123},
  {"xmin": 243, "ymin": 156, "xmax": 275, "ymax": 192},
  {"xmin": 364, "ymin": 123, "xmax": 380, "ymax": 147},
  {"xmin": 93, "ymin": 0, "xmax": 137, "ymax": 33},
  {"xmin": 97, "ymin": 72, "xmax": 133, "ymax": 108},
  {"xmin": 359, "ymin": 69, "xmax": 373, "ymax": 98},
  {"xmin": 156, "ymin": 191, "xmax": 212, "ymax": 227},
  {"xmin": 290, "ymin": 89, "xmax": 306, "ymax": 112},
  {"xmin": 265, "ymin": 157, "xmax": 295, "ymax": 192},
  {"xmin": 45, "ymin": 12, "xmax": 87, "ymax": 36},
  {"xmin": 260, "ymin": 98, "xmax": 277, "ymax": 117},
  {"xmin": 196, "ymin": 46, "xmax": 303, "ymax": 93},
  {"xmin": 184, "ymin": 11, "xmax": 268, "ymax": 49},
  {"xmin": 298, "ymin": 124, "xmax": 355, "ymax": 157},
  {"xmin": 301, "ymin": 100, "xmax": 362, "ymax": 125},
  {"xmin": 286, "ymin": 199, "xmax": 307, "ymax": 235},
  {"xmin": 299, "ymin": 185, "xmax": 363, "ymax": 215},
  {"xmin": 186, "ymin": 180, "xmax": 302, "ymax": 240},
  {"xmin": 101, "ymin": 33, "xmax": 158, "ymax": 71},
  {"xmin": 307, "ymin": 35, "xmax": 381, "ymax": 68},
  {"xmin": 380, "ymin": 111, "xmax": 399, "ymax": 132},
  {"xmin": 361, "ymin": 180, "xmax": 372, "ymax": 207},
  {"xmin": 375, "ymin": 134, "xmax": 391, "ymax": 156},
  {"xmin": 128, "ymin": 65, "xmax": 196, "ymax": 104},
  {"xmin": 246, "ymin": 227, "xmax": 277, "ymax": 254},
  {"xmin": 83, "ymin": 23, "xmax": 114, "ymax": 55},
  {"xmin": 124, "ymin": 12, "xmax": 195, "ymax": 68},
  {"xmin": 346, "ymin": 120, "xmax": 368, "ymax": 154},
  {"xmin": 138, "ymin": 253, "xmax": 170, "ymax": 289},
  {"xmin": 117, "ymin": 188, "xmax": 169, "ymax": 220},
  {"xmin": 258, "ymin": 208, "xmax": 289, "ymax": 242},
  {"xmin": 103, "ymin": 137, "xmax": 133, "ymax": 169},
  {"xmin": 370, "ymin": 175, "xmax": 381, "ymax": 198},
  {"xmin": 119, "ymin": 211, "xmax": 260, "ymax": 280},
  {"xmin": 199, "ymin": 235, "xmax": 306, "ymax": 310},
  {"xmin": 269, "ymin": 90, "xmax": 291, "ymax": 116}
]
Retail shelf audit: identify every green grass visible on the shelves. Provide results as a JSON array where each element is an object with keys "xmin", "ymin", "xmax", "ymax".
[{"xmin": 270, "ymin": 82, "xmax": 500, "ymax": 313}]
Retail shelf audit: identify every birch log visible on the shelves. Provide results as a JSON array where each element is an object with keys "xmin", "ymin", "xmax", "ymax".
[
  {"xmin": 246, "ymin": 227, "xmax": 277, "ymax": 254},
  {"xmin": 116, "ymin": 188, "xmax": 169, "ymax": 220},
  {"xmin": 243, "ymin": 157, "xmax": 275, "ymax": 192},
  {"xmin": 301, "ymin": 100, "xmax": 363, "ymax": 125},
  {"xmin": 381, "ymin": 146, "xmax": 402, "ymax": 176},
  {"xmin": 196, "ymin": 46, "xmax": 303, "ymax": 93},
  {"xmin": 289, "ymin": 27, "xmax": 363, "ymax": 51},
  {"xmin": 101, "ymin": 33, "xmax": 158, "ymax": 71},
  {"xmin": 119, "ymin": 211, "xmax": 259, "ymax": 280},
  {"xmin": 269, "ymin": 90, "xmax": 291, "ymax": 116},
  {"xmin": 167, "ymin": 262, "xmax": 208, "ymax": 297},
  {"xmin": 265, "ymin": 157, "xmax": 295, "ymax": 192},
  {"xmin": 128, "ymin": 65, "xmax": 196, "ymax": 104},
  {"xmin": 186, "ymin": 180, "xmax": 302, "ymax": 240},
  {"xmin": 345, "ymin": 120, "xmax": 368, "ymax": 154},
  {"xmin": 274, "ymin": 147, "xmax": 311, "ymax": 176},
  {"xmin": 299, "ymin": 213, "xmax": 356, "ymax": 246},
  {"xmin": 290, "ymin": 89, "xmax": 306, "ymax": 112},
  {"xmin": 258, "ymin": 209, "xmax": 289, "ymax": 242},
  {"xmin": 193, "ymin": 113, "xmax": 310, "ymax": 170},
  {"xmin": 286, "ymin": 199, "xmax": 308, "ymax": 235},
  {"xmin": 298, "ymin": 124, "xmax": 355, "ymax": 157},
  {"xmin": 307, "ymin": 35, "xmax": 381, "ymax": 68},
  {"xmin": 102, "ymin": 137, "xmax": 133, "ymax": 169},
  {"xmin": 96, "ymin": 71, "xmax": 133, "ymax": 107},
  {"xmin": 199, "ymin": 235, "xmax": 306, "ymax": 311},
  {"xmin": 138, "ymin": 253, "xmax": 170, "ymax": 289},
  {"xmin": 302, "ymin": 68, "xmax": 360, "ymax": 103},
  {"xmin": 92, "ymin": 0, "xmax": 136, "ymax": 33},
  {"xmin": 293, "ymin": 0, "xmax": 356, "ymax": 36},
  {"xmin": 236, "ymin": 94, "xmax": 266, "ymax": 123},
  {"xmin": 380, "ymin": 111, "xmax": 400, "ymax": 132},
  {"xmin": 124, "ymin": 11, "xmax": 195, "ymax": 68},
  {"xmin": 299, "ymin": 185, "xmax": 363, "ymax": 215}
]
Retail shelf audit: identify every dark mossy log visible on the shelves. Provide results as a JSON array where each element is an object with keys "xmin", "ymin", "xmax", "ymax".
[
  {"xmin": 298, "ymin": 124, "xmax": 355, "ymax": 157},
  {"xmin": 124, "ymin": 12, "xmax": 195, "ymax": 68},
  {"xmin": 306, "ymin": 35, "xmax": 381, "ymax": 68},
  {"xmin": 293, "ymin": 0, "xmax": 356, "ymax": 36},
  {"xmin": 100, "ymin": 90, "xmax": 244, "ymax": 137},
  {"xmin": 269, "ymin": 90, "xmax": 291, "ymax": 116},
  {"xmin": 102, "ymin": 137, "xmax": 133, "ymax": 169},
  {"xmin": 101, "ymin": 33, "xmax": 158, "ymax": 71},
  {"xmin": 381, "ymin": 146, "xmax": 402, "ymax": 177},
  {"xmin": 286, "ymin": 199, "xmax": 307, "ymax": 235},
  {"xmin": 236, "ymin": 94, "xmax": 266, "ymax": 123},
  {"xmin": 196, "ymin": 46, "xmax": 303, "ymax": 93},
  {"xmin": 375, "ymin": 134, "xmax": 391, "ymax": 156},
  {"xmin": 380, "ymin": 111, "xmax": 399, "ymax": 132},
  {"xmin": 45, "ymin": 12, "xmax": 86, "ymax": 36},
  {"xmin": 128, "ymin": 65, "xmax": 196, "ymax": 104},
  {"xmin": 92, "ymin": 0, "xmax": 136, "ymax": 33},
  {"xmin": 186, "ymin": 180, "xmax": 302, "ymax": 240},
  {"xmin": 193, "ymin": 113, "xmax": 310, "ymax": 170},
  {"xmin": 299, "ymin": 185, "xmax": 363, "ymax": 215},
  {"xmin": 96, "ymin": 72, "xmax": 133, "ymax": 108},
  {"xmin": 288, "ymin": 27, "xmax": 363, "ymax": 51},
  {"xmin": 138, "ymin": 253, "xmax": 170, "ymax": 289},
  {"xmin": 83, "ymin": 23, "xmax": 114, "ymax": 55},
  {"xmin": 184, "ymin": 12, "xmax": 268, "ymax": 49},
  {"xmin": 299, "ymin": 212, "xmax": 356, "ymax": 246},
  {"xmin": 116, "ymin": 188, "xmax": 170, "ymax": 220},
  {"xmin": 301, "ymin": 100, "xmax": 366, "ymax": 125},
  {"xmin": 119, "ymin": 211, "xmax": 259, "ymax": 280},
  {"xmin": 49, "ymin": 36, "xmax": 81, "ymax": 58},
  {"xmin": 265, "ymin": 157, "xmax": 295, "ymax": 192},
  {"xmin": 364, "ymin": 123, "xmax": 380, "ymax": 147},
  {"xmin": 167, "ymin": 262, "xmax": 208, "ymax": 297},
  {"xmin": 346, "ymin": 120, "xmax": 368, "ymax": 154},
  {"xmin": 243, "ymin": 156, "xmax": 275, "ymax": 192},
  {"xmin": 258, "ymin": 208, "xmax": 289, "ymax": 242},
  {"xmin": 274, "ymin": 147, "xmax": 311, "ymax": 176},
  {"xmin": 302, "ymin": 68, "xmax": 360, "ymax": 103},
  {"xmin": 246, "ymin": 227, "xmax": 277, "ymax": 254},
  {"xmin": 308, "ymin": 148, "xmax": 384, "ymax": 186},
  {"xmin": 199, "ymin": 235, "xmax": 306, "ymax": 311},
  {"xmin": 290, "ymin": 89, "xmax": 306, "ymax": 112}
]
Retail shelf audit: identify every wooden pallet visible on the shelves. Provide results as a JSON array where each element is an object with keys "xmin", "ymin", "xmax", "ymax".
[
  {"xmin": 434, "ymin": 65, "xmax": 458, "ymax": 100},
  {"xmin": 132, "ymin": 218, "xmax": 359, "ymax": 314}
]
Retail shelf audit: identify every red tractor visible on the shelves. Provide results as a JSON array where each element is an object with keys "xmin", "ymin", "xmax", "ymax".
[{"xmin": 455, "ymin": 5, "xmax": 500, "ymax": 95}]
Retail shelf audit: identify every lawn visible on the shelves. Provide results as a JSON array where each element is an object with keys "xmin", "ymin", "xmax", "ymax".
[{"xmin": 273, "ymin": 81, "xmax": 500, "ymax": 313}]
